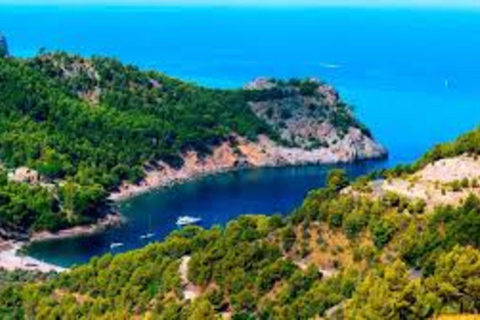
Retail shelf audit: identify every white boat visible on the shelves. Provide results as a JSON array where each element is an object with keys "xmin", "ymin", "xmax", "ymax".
[
  {"xmin": 176, "ymin": 216, "xmax": 202, "ymax": 226},
  {"xmin": 140, "ymin": 215, "xmax": 155, "ymax": 239},
  {"xmin": 110, "ymin": 242, "xmax": 124, "ymax": 249},
  {"xmin": 140, "ymin": 233, "xmax": 155, "ymax": 240}
]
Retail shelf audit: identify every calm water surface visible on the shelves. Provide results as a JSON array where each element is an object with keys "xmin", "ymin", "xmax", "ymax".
[
  {"xmin": 28, "ymin": 162, "xmax": 388, "ymax": 267},
  {"xmin": 2, "ymin": 6, "xmax": 479, "ymax": 266}
]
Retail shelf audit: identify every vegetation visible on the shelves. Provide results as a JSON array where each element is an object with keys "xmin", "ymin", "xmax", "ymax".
[
  {"xmin": 0, "ymin": 52, "xmax": 371, "ymax": 233},
  {"xmin": 3, "ymin": 49, "xmax": 477, "ymax": 319},
  {"xmin": 1, "ymin": 167, "xmax": 480, "ymax": 319},
  {"xmin": 0, "ymin": 53, "xmax": 272, "ymax": 232},
  {"xmin": 381, "ymin": 125, "xmax": 480, "ymax": 180}
]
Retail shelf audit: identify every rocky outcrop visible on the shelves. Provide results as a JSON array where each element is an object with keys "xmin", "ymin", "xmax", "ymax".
[
  {"xmin": 361, "ymin": 154, "xmax": 480, "ymax": 210},
  {"xmin": 111, "ymin": 133, "xmax": 386, "ymax": 201},
  {"xmin": 0, "ymin": 32, "xmax": 8, "ymax": 57},
  {"xmin": 245, "ymin": 77, "xmax": 386, "ymax": 159}
]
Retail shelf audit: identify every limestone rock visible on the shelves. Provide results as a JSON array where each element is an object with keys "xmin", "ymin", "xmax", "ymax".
[{"xmin": 245, "ymin": 77, "xmax": 387, "ymax": 162}]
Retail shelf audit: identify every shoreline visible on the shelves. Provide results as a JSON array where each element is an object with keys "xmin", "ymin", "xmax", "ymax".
[
  {"xmin": 0, "ymin": 214, "xmax": 123, "ymax": 274},
  {"xmin": 110, "ymin": 135, "xmax": 388, "ymax": 202},
  {"xmin": 110, "ymin": 156, "xmax": 387, "ymax": 203},
  {"xmin": 30, "ymin": 214, "xmax": 124, "ymax": 243},
  {"xmin": 1, "ymin": 135, "xmax": 386, "ymax": 273},
  {"xmin": 0, "ymin": 241, "xmax": 66, "ymax": 273}
]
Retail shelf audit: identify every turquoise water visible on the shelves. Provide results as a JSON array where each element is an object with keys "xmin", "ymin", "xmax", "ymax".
[{"xmin": 2, "ymin": 6, "xmax": 480, "ymax": 266}]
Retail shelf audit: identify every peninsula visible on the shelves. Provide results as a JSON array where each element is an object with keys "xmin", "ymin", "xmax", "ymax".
[{"xmin": 0, "ymin": 47, "xmax": 386, "ymax": 243}]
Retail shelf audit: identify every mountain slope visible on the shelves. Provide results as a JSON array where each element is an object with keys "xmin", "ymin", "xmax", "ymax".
[
  {"xmin": 0, "ymin": 51, "xmax": 385, "ymax": 236},
  {"xmin": 352, "ymin": 125, "xmax": 480, "ymax": 211},
  {"xmin": 3, "ymin": 126, "xmax": 480, "ymax": 319},
  {"xmin": 1, "ymin": 163, "xmax": 480, "ymax": 319},
  {"xmin": 1, "ymin": 90, "xmax": 480, "ymax": 318}
]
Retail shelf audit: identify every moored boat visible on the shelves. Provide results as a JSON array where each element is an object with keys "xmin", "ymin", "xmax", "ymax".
[
  {"xmin": 176, "ymin": 216, "xmax": 201, "ymax": 226},
  {"xmin": 110, "ymin": 242, "xmax": 124, "ymax": 249}
]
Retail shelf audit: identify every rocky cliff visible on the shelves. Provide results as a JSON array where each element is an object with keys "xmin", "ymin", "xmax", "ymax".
[
  {"xmin": 30, "ymin": 53, "xmax": 387, "ymax": 166},
  {"xmin": 245, "ymin": 77, "xmax": 387, "ymax": 161}
]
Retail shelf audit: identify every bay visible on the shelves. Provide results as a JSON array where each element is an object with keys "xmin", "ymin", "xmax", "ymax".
[{"xmin": 2, "ymin": 5, "xmax": 480, "ymax": 265}]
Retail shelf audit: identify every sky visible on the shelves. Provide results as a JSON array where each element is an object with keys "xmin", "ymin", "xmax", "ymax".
[{"xmin": 0, "ymin": 0, "xmax": 479, "ymax": 7}]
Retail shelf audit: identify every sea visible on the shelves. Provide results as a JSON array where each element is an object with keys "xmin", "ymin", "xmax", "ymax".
[{"xmin": 1, "ymin": 5, "xmax": 480, "ymax": 266}]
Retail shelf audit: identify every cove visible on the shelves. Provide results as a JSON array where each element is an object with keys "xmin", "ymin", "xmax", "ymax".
[
  {"xmin": 13, "ymin": 6, "xmax": 480, "ymax": 266},
  {"xmin": 28, "ymin": 161, "xmax": 389, "ymax": 267}
]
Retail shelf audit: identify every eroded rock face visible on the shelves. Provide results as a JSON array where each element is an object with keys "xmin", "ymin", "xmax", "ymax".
[
  {"xmin": 0, "ymin": 33, "xmax": 8, "ymax": 57},
  {"xmin": 111, "ymin": 133, "xmax": 387, "ymax": 201},
  {"xmin": 245, "ymin": 77, "xmax": 387, "ymax": 161}
]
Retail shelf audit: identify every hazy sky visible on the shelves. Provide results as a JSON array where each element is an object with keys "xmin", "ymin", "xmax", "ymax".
[{"xmin": 1, "ymin": 0, "xmax": 479, "ymax": 7}]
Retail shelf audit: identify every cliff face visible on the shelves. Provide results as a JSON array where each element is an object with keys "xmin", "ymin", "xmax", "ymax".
[
  {"xmin": 0, "ymin": 33, "xmax": 8, "ymax": 58},
  {"xmin": 245, "ymin": 77, "xmax": 387, "ymax": 161},
  {"xmin": 111, "ymin": 134, "xmax": 386, "ymax": 201}
]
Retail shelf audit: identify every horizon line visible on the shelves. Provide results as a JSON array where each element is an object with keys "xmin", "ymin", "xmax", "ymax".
[{"xmin": 1, "ymin": 1, "xmax": 480, "ymax": 9}]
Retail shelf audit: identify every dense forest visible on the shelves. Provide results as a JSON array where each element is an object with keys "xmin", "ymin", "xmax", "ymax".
[
  {"xmin": 0, "ymin": 52, "xmax": 371, "ymax": 234},
  {"xmin": 1, "ymin": 167, "xmax": 480, "ymax": 319}
]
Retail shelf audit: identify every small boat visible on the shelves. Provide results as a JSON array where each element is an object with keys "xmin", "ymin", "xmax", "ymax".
[
  {"xmin": 176, "ymin": 216, "xmax": 202, "ymax": 226},
  {"xmin": 110, "ymin": 242, "xmax": 124, "ymax": 249},
  {"xmin": 140, "ymin": 215, "xmax": 155, "ymax": 240},
  {"xmin": 140, "ymin": 233, "xmax": 155, "ymax": 240}
]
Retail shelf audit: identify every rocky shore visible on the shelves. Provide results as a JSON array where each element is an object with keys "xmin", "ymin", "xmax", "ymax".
[
  {"xmin": 30, "ymin": 214, "xmax": 124, "ymax": 243},
  {"xmin": 110, "ymin": 133, "xmax": 387, "ymax": 201},
  {"xmin": 110, "ymin": 78, "xmax": 387, "ymax": 201}
]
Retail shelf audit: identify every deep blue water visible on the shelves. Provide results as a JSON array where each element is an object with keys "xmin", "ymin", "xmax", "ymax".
[{"xmin": 2, "ymin": 6, "xmax": 480, "ymax": 266}]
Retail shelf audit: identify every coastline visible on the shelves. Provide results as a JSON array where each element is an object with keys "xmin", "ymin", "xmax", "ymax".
[
  {"xmin": 110, "ymin": 134, "xmax": 387, "ymax": 202},
  {"xmin": 0, "ymin": 241, "xmax": 66, "ymax": 273},
  {"xmin": 30, "ymin": 214, "xmax": 124, "ymax": 243},
  {"xmin": 0, "ymin": 214, "xmax": 123, "ymax": 274},
  {"xmin": 0, "ymin": 134, "xmax": 386, "ymax": 273}
]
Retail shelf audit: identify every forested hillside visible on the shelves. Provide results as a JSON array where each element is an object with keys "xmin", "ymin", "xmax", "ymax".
[
  {"xmin": 0, "ymin": 51, "xmax": 383, "ymax": 235},
  {"xmin": 1, "ymin": 58, "xmax": 480, "ymax": 317},
  {"xmin": 1, "ymin": 166, "xmax": 480, "ymax": 319}
]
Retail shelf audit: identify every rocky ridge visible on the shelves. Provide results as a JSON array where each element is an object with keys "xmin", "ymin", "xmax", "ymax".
[{"xmin": 357, "ymin": 154, "xmax": 480, "ymax": 210}]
